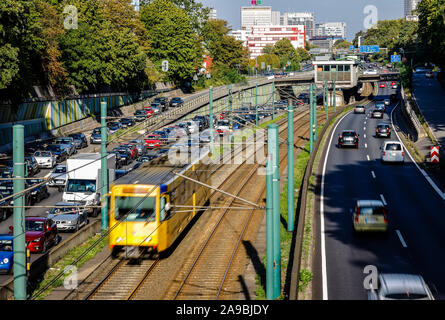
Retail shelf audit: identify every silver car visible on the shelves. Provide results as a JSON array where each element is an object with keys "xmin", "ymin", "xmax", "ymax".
[
  {"xmin": 368, "ymin": 273, "xmax": 435, "ymax": 300},
  {"xmin": 354, "ymin": 105, "xmax": 366, "ymax": 114},
  {"xmin": 34, "ymin": 151, "xmax": 57, "ymax": 169},
  {"xmin": 381, "ymin": 141, "xmax": 404, "ymax": 163},
  {"xmin": 129, "ymin": 139, "xmax": 147, "ymax": 156},
  {"xmin": 48, "ymin": 165, "xmax": 67, "ymax": 191},
  {"xmin": 47, "ymin": 202, "xmax": 88, "ymax": 232}
]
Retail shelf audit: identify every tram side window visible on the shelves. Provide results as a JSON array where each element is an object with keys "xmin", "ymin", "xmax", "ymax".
[{"xmin": 114, "ymin": 196, "xmax": 156, "ymax": 222}]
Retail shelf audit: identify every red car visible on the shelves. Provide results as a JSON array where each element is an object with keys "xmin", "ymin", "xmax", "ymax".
[
  {"xmin": 145, "ymin": 134, "xmax": 161, "ymax": 149},
  {"xmin": 380, "ymin": 83, "xmax": 386, "ymax": 88},
  {"xmin": 144, "ymin": 106, "xmax": 154, "ymax": 117},
  {"xmin": 9, "ymin": 217, "xmax": 59, "ymax": 253},
  {"xmin": 120, "ymin": 143, "xmax": 138, "ymax": 159}
]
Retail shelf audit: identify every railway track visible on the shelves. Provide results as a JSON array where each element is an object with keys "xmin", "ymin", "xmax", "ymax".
[
  {"xmin": 71, "ymin": 107, "xmax": 332, "ymax": 300},
  {"xmin": 132, "ymin": 110, "xmax": 334, "ymax": 300}
]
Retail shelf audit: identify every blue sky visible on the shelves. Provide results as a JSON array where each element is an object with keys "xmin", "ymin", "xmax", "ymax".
[{"xmin": 199, "ymin": 0, "xmax": 404, "ymax": 41}]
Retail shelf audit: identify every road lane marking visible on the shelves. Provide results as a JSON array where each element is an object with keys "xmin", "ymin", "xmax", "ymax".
[
  {"xmin": 380, "ymin": 194, "xmax": 387, "ymax": 205},
  {"xmin": 366, "ymin": 155, "xmax": 370, "ymax": 161},
  {"xmin": 321, "ymin": 109, "xmax": 356, "ymax": 300},
  {"xmin": 364, "ymin": 126, "xmax": 366, "ymax": 131},
  {"xmin": 365, "ymin": 143, "xmax": 368, "ymax": 148},
  {"xmin": 371, "ymin": 171, "xmax": 376, "ymax": 179},
  {"xmin": 364, "ymin": 134, "xmax": 366, "ymax": 138},
  {"xmin": 396, "ymin": 230, "xmax": 408, "ymax": 248}
]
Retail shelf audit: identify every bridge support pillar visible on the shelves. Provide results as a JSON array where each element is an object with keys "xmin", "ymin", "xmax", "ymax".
[{"xmin": 329, "ymin": 90, "xmax": 344, "ymax": 107}]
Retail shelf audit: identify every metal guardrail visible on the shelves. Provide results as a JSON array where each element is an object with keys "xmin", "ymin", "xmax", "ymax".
[{"xmin": 400, "ymin": 85, "xmax": 427, "ymax": 139}]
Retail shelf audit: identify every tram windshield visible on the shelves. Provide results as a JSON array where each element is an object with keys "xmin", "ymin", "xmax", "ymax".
[{"xmin": 114, "ymin": 196, "xmax": 156, "ymax": 222}]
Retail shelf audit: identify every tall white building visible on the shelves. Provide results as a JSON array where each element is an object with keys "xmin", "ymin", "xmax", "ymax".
[
  {"xmin": 315, "ymin": 22, "xmax": 346, "ymax": 39},
  {"xmin": 404, "ymin": 0, "xmax": 421, "ymax": 17},
  {"xmin": 241, "ymin": 6, "xmax": 272, "ymax": 28},
  {"xmin": 281, "ymin": 12, "xmax": 315, "ymax": 39},
  {"xmin": 209, "ymin": 8, "xmax": 217, "ymax": 20},
  {"xmin": 271, "ymin": 11, "xmax": 281, "ymax": 25}
]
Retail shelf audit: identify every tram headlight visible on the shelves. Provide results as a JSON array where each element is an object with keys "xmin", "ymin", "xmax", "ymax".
[
  {"xmin": 116, "ymin": 237, "xmax": 126, "ymax": 243},
  {"xmin": 144, "ymin": 237, "xmax": 152, "ymax": 243}
]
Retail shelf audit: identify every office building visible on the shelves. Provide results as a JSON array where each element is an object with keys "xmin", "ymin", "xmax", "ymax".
[
  {"xmin": 315, "ymin": 22, "xmax": 346, "ymax": 39},
  {"xmin": 404, "ymin": 0, "xmax": 421, "ymax": 17},
  {"xmin": 241, "ymin": 6, "xmax": 272, "ymax": 28},
  {"xmin": 209, "ymin": 8, "xmax": 217, "ymax": 20},
  {"xmin": 281, "ymin": 12, "xmax": 315, "ymax": 38},
  {"xmin": 246, "ymin": 25, "xmax": 306, "ymax": 59}
]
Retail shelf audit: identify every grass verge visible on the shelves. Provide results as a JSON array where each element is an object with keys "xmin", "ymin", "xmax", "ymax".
[{"xmin": 31, "ymin": 233, "xmax": 107, "ymax": 300}]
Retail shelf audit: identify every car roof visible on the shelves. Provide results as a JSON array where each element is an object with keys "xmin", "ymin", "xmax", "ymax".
[
  {"xmin": 383, "ymin": 140, "xmax": 402, "ymax": 145},
  {"xmin": 377, "ymin": 123, "xmax": 390, "ymax": 126},
  {"xmin": 25, "ymin": 216, "xmax": 47, "ymax": 221},
  {"xmin": 379, "ymin": 274, "xmax": 429, "ymax": 295},
  {"xmin": 55, "ymin": 201, "xmax": 82, "ymax": 206},
  {"xmin": 0, "ymin": 234, "xmax": 13, "ymax": 241},
  {"xmin": 341, "ymin": 130, "xmax": 356, "ymax": 133},
  {"xmin": 356, "ymin": 200, "xmax": 384, "ymax": 207}
]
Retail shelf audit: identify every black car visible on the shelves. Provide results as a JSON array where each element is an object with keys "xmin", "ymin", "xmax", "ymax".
[
  {"xmin": 108, "ymin": 151, "xmax": 125, "ymax": 169},
  {"xmin": 46, "ymin": 144, "xmax": 68, "ymax": 162},
  {"xmin": 113, "ymin": 147, "xmax": 131, "ymax": 165},
  {"xmin": 153, "ymin": 97, "xmax": 168, "ymax": 111},
  {"xmin": 27, "ymin": 179, "xmax": 50, "ymax": 204},
  {"xmin": 24, "ymin": 156, "xmax": 40, "ymax": 177},
  {"xmin": 68, "ymin": 133, "xmax": 88, "ymax": 149},
  {"xmin": 134, "ymin": 110, "xmax": 147, "ymax": 122},
  {"xmin": 338, "ymin": 130, "xmax": 359, "ymax": 148},
  {"xmin": 170, "ymin": 97, "xmax": 183, "ymax": 108},
  {"xmin": 192, "ymin": 115, "xmax": 208, "ymax": 130},
  {"xmin": 0, "ymin": 182, "xmax": 32, "ymax": 220},
  {"xmin": 120, "ymin": 118, "xmax": 135, "ymax": 128},
  {"xmin": 375, "ymin": 123, "xmax": 391, "ymax": 138}
]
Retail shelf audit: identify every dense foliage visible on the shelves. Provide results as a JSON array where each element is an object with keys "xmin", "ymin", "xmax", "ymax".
[{"xmin": 0, "ymin": 0, "xmax": 249, "ymax": 103}]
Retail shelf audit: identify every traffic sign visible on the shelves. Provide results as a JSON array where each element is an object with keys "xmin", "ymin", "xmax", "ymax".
[
  {"xmin": 349, "ymin": 45, "xmax": 355, "ymax": 51},
  {"xmin": 162, "ymin": 60, "xmax": 169, "ymax": 72},
  {"xmin": 391, "ymin": 55, "xmax": 401, "ymax": 63},
  {"xmin": 431, "ymin": 146, "xmax": 440, "ymax": 163},
  {"xmin": 261, "ymin": 62, "xmax": 265, "ymax": 70},
  {"xmin": 359, "ymin": 45, "xmax": 380, "ymax": 53}
]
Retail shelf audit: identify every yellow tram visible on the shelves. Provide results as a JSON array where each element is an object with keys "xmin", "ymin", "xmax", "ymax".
[{"xmin": 108, "ymin": 152, "xmax": 210, "ymax": 257}]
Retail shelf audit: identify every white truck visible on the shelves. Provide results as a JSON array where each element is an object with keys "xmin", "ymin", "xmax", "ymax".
[{"xmin": 62, "ymin": 153, "xmax": 115, "ymax": 217}]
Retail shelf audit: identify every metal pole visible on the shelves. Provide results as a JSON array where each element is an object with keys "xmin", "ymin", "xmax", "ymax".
[
  {"xmin": 272, "ymin": 81, "xmax": 275, "ymax": 120},
  {"xmin": 100, "ymin": 101, "xmax": 109, "ymax": 231},
  {"xmin": 266, "ymin": 157, "xmax": 274, "ymax": 300},
  {"xmin": 268, "ymin": 124, "xmax": 281, "ymax": 298},
  {"xmin": 228, "ymin": 85, "xmax": 233, "ymax": 142},
  {"xmin": 313, "ymin": 86, "xmax": 317, "ymax": 142},
  {"xmin": 325, "ymin": 81, "xmax": 328, "ymax": 121},
  {"xmin": 209, "ymin": 86, "xmax": 214, "ymax": 154},
  {"xmin": 255, "ymin": 84, "xmax": 259, "ymax": 126},
  {"xmin": 13, "ymin": 125, "xmax": 26, "ymax": 300},
  {"xmin": 309, "ymin": 85, "xmax": 314, "ymax": 154},
  {"xmin": 333, "ymin": 80, "xmax": 337, "ymax": 113},
  {"xmin": 287, "ymin": 100, "xmax": 294, "ymax": 232}
]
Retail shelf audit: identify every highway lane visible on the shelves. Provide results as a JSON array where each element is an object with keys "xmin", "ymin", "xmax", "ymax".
[{"xmin": 319, "ymin": 82, "xmax": 445, "ymax": 300}]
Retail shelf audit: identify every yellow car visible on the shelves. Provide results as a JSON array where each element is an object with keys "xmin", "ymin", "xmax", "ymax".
[{"xmin": 351, "ymin": 200, "xmax": 388, "ymax": 232}]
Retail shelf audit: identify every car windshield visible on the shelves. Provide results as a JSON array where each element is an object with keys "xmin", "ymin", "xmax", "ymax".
[
  {"xmin": 342, "ymin": 132, "xmax": 356, "ymax": 137},
  {"xmin": 93, "ymin": 129, "xmax": 101, "ymax": 134},
  {"xmin": 25, "ymin": 220, "xmax": 44, "ymax": 232},
  {"xmin": 385, "ymin": 143, "xmax": 402, "ymax": 151},
  {"xmin": 359, "ymin": 206, "xmax": 385, "ymax": 216},
  {"xmin": 0, "ymin": 239, "xmax": 12, "ymax": 251},
  {"xmin": 384, "ymin": 293, "xmax": 428, "ymax": 300},
  {"xmin": 55, "ymin": 166, "xmax": 66, "ymax": 173},
  {"xmin": 114, "ymin": 196, "xmax": 156, "ymax": 222},
  {"xmin": 147, "ymin": 136, "xmax": 159, "ymax": 140},
  {"xmin": 48, "ymin": 145, "xmax": 62, "ymax": 152},
  {"xmin": 50, "ymin": 207, "xmax": 78, "ymax": 215},
  {"xmin": 66, "ymin": 179, "xmax": 96, "ymax": 193}
]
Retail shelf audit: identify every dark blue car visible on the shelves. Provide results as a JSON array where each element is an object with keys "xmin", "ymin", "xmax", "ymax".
[
  {"xmin": 170, "ymin": 97, "xmax": 183, "ymax": 107},
  {"xmin": 0, "ymin": 235, "xmax": 13, "ymax": 274}
]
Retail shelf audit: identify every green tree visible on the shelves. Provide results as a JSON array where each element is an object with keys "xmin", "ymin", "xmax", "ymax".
[
  {"xmin": 140, "ymin": 0, "xmax": 203, "ymax": 85},
  {"xmin": 272, "ymin": 38, "xmax": 301, "ymax": 69}
]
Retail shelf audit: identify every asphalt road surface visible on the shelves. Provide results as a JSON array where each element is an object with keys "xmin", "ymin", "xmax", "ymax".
[{"xmin": 317, "ymin": 82, "xmax": 445, "ymax": 300}]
